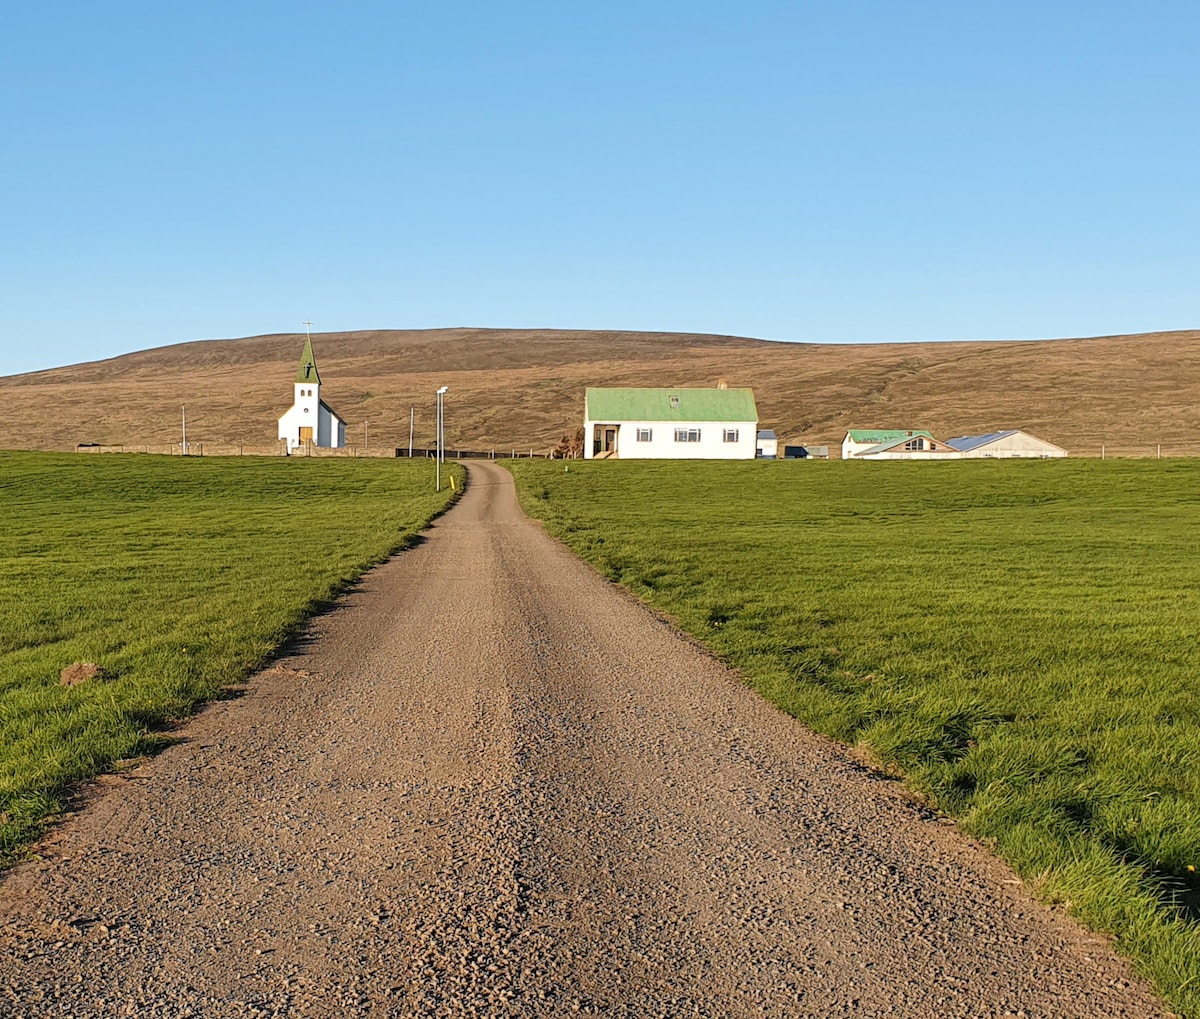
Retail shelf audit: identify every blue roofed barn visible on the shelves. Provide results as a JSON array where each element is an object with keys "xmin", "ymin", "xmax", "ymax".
[{"xmin": 947, "ymin": 430, "xmax": 1068, "ymax": 458}]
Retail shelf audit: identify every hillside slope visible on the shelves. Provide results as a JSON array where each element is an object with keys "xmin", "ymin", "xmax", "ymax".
[{"xmin": 2, "ymin": 327, "xmax": 1197, "ymax": 455}]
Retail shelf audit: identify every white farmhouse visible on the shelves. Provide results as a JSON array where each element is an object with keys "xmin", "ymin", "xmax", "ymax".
[
  {"xmin": 584, "ymin": 387, "xmax": 758, "ymax": 460},
  {"xmin": 277, "ymin": 338, "xmax": 346, "ymax": 451},
  {"xmin": 947, "ymin": 429, "xmax": 1068, "ymax": 458}
]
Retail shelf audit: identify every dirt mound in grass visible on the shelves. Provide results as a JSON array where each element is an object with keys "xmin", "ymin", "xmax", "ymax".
[{"xmin": 59, "ymin": 663, "xmax": 104, "ymax": 687}]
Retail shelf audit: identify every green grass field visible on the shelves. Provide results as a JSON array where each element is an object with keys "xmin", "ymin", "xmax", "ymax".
[
  {"xmin": 0, "ymin": 451, "xmax": 460, "ymax": 865},
  {"xmin": 510, "ymin": 457, "xmax": 1200, "ymax": 1017}
]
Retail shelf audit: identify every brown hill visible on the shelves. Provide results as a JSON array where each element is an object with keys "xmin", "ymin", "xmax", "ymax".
[{"xmin": 2, "ymin": 327, "xmax": 1198, "ymax": 456}]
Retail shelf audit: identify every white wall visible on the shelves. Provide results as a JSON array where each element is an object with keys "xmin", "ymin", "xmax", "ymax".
[
  {"xmin": 956, "ymin": 432, "xmax": 1067, "ymax": 458},
  {"xmin": 317, "ymin": 405, "xmax": 346, "ymax": 448},
  {"xmin": 279, "ymin": 383, "xmax": 324, "ymax": 449},
  {"xmin": 841, "ymin": 436, "xmax": 869, "ymax": 459},
  {"xmin": 856, "ymin": 449, "xmax": 962, "ymax": 460},
  {"xmin": 584, "ymin": 418, "xmax": 757, "ymax": 459},
  {"xmin": 841, "ymin": 434, "xmax": 929, "ymax": 459}
]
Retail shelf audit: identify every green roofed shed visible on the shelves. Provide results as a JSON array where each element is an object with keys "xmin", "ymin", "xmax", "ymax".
[
  {"xmin": 844, "ymin": 429, "xmax": 931, "ymax": 444},
  {"xmin": 586, "ymin": 387, "xmax": 757, "ymax": 422}
]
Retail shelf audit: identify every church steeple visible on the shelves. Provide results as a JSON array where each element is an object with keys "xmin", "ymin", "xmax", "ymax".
[
  {"xmin": 294, "ymin": 336, "xmax": 321, "ymax": 385},
  {"xmin": 280, "ymin": 325, "xmax": 345, "ymax": 451}
]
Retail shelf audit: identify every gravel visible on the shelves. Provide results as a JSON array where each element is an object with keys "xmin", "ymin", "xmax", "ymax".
[{"xmin": 0, "ymin": 462, "xmax": 1169, "ymax": 1018}]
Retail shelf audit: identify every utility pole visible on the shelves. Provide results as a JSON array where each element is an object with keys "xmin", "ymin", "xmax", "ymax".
[
  {"xmin": 181, "ymin": 405, "xmax": 187, "ymax": 455},
  {"xmin": 409, "ymin": 406, "xmax": 414, "ymax": 458},
  {"xmin": 364, "ymin": 419, "xmax": 368, "ymax": 448},
  {"xmin": 435, "ymin": 386, "xmax": 448, "ymax": 490}
]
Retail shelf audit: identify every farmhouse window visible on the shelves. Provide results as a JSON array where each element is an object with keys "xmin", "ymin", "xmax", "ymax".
[
  {"xmin": 669, "ymin": 396, "xmax": 680, "ymax": 409},
  {"xmin": 674, "ymin": 428, "xmax": 701, "ymax": 443},
  {"xmin": 636, "ymin": 428, "xmax": 652, "ymax": 442},
  {"xmin": 723, "ymin": 428, "xmax": 739, "ymax": 443},
  {"xmin": 904, "ymin": 438, "xmax": 924, "ymax": 450}
]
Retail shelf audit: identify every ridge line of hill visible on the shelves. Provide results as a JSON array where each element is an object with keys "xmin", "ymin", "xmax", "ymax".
[{"xmin": 2, "ymin": 327, "xmax": 1197, "ymax": 455}]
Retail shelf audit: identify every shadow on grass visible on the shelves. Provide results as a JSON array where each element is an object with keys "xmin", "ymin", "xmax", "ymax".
[{"xmin": 1153, "ymin": 872, "xmax": 1200, "ymax": 925}]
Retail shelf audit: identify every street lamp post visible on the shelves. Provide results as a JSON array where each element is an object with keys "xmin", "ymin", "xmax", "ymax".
[{"xmin": 435, "ymin": 386, "xmax": 449, "ymax": 491}]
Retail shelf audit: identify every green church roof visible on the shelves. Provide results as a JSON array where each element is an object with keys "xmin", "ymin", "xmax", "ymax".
[
  {"xmin": 586, "ymin": 387, "xmax": 758, "ymax": 422},
  {"xmin": 294, "ymin": 337, "xmax": 322, "ymax": 385}
]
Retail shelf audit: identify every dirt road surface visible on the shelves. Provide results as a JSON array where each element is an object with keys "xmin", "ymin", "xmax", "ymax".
[{"xmin": 0, "ymin": 462, "xmax": 1167, "ymax": 1018}]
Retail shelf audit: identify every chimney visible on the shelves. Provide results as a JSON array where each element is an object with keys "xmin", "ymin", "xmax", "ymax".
[{"xmin": 716, "ymin": 378, "xmax": 728, "ymax": 390}]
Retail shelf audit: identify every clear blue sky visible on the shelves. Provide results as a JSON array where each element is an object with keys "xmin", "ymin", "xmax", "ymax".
[{"xmin": 2, "ymin": 1, "xmax": 1197, "ymax": 375}]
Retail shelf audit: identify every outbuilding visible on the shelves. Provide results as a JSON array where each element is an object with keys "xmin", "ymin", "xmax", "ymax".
[
  {"xmin": 277, "ymin": 338, "xmax": 347, "ymax": 451},
  {"xmin": 756, "ymin": 430, "xmax": 778, "ymax": 459},
  {"xmin": 947, "ymin": 429, "xmax": 1068, "ymax": 458},
  {"xmin": 783, "ymin": 445, "xmax": 829, "ymax": 459},
  {"xmin": 852, "ymin": 433, "xmax": 959, "ymax": 460},
  {"xmin": 584, "ymin": 387, "xmax": 758, "ymax": 460},
  {"xmin": 842, "ymin": 430, "xmax": 933, "ymax": 459}
]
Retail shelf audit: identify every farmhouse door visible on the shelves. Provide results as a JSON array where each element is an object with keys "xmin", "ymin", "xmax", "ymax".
[
  {"xmin": 605, "ymin": 429, "xmax": 615, "ymax": 452},
  {"xmin": 299, "ymin": 426, "xmax": 313, "ymax": 443}
]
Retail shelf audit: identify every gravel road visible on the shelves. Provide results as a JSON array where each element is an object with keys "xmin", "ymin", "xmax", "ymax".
[{"xmin": 0, "ymin": 462, "xmax": 1168, "ymax": 1018}]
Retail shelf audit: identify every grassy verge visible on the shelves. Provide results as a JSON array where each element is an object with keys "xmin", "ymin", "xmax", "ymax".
[
  {"xmin": 509, "ymin": 458, "xmax": 1200, "ymax": 1017},
  {"xmin": 0, "ymin": 451, "xmax": 461, "ymax": 865}
]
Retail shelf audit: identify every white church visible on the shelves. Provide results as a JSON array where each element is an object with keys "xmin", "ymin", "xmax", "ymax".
[{"xmin": 278, "ymin": 337, "xmax": 346, "ymax": 451}]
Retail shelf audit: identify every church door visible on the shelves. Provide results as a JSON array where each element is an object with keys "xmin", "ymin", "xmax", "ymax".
[{"xmin": 299, "ymin": 427, "xmax": 313, "ymax": 443}]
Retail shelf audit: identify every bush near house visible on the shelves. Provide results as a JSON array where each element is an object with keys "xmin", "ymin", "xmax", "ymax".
[
  {"xmin": 0, "ymin": 451, "xmax": 460, "ymax": 864},
  {"xmin": 509, "ymin": 457, "xmax": 1200, "ymax": 1019}
]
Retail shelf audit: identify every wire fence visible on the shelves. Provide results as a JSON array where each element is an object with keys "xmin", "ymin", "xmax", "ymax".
[
  {"xmin": 1070, "ymin": 445, "xmax": 1200, "ymax": 459},
  {"xmin": 74, "ymin": 443, "xmax": 566, "ymax": 459},
  {"xmin": 73, "ymin": 442, "xmax": 1200, "ymax": 460}
]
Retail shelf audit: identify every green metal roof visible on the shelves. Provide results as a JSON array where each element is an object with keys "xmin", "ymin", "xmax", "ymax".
[
  {"xmin": 294, "ymin": 337, "xmax": 322, "ymax": 385},
  {"xmin": 586, "ymin": 387, "xmax": 758, "ymax": 423},
  {"xmin": 845, "ymin": 429, "xmax": 931, "ymax": 443}
]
